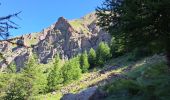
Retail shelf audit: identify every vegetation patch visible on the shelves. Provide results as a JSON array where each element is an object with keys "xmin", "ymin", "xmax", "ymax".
[{"xmin": 103, "ymin": 57, "xmax": 170, "ymax": 100}]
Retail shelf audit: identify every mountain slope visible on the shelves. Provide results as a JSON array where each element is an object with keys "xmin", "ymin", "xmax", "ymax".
[
  {"xmin": 0, "ymin": 13, "xmax": 111, "ymax": 70},
  {"xmin": 59, "ymin": 54, "xmax": 168, "ymax": 100}
]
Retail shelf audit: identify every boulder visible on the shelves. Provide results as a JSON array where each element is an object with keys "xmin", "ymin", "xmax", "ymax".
[{"xmin": 61, "ymin": 87, "xmax": 107, "ymax": 100}]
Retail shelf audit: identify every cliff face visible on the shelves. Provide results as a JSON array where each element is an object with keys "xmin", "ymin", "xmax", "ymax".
[
  {"xmin": 33, "ymin": 13, "xmax": 111, "ymax": 64},
  {"xmin": 0, "ymin": 13, "xmax": 111, "ymax": 70}
]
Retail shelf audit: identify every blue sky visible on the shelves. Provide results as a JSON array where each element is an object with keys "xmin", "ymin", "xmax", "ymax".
[{"xmin": 0, "ymin": 0, "xmax": 103, "ymax": 37}]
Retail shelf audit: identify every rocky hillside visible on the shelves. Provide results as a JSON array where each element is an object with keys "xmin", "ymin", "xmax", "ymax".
[{"xmin": 0, "ymin": 13, "xmax": 111, "ymax": 71}]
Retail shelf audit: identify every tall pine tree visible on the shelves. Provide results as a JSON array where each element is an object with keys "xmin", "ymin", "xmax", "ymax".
[
  {"xmin": 80, "ymin": 50, "xmax": 90, "ymax": 73},
  {"xmin": 47, "ymin": 55, "xmax": 63, "ymax": 92},
  {"xmin": 88, "ymin": 48, "xmax": 97, "ymax": 68},
  {"xmin": 96, "ymin": 42, "xmax": 111, "ymax": 67},
  {"xmin": 62, "ymin": 57, "xmax": 82, "ymax": 84}
]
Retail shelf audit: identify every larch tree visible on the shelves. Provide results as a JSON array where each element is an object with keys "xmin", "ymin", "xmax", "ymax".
[
  {"xmin": 88, "ymin": 48, "xmax": 97, "ymax": 68},
  {"xmin": 47, "ymin": 55, "xmax": 63, "ymax": 92},
  {"xmin": 80, "ymin": 50, "xmax": 90, "ymax": 73}
]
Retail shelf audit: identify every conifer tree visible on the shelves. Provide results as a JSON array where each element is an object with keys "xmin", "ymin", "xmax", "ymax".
[
  {"xmin": 88, "ymin": 48, "xmax": 97, "ymax": 68},
  {"xmin": 62, "ymin": 57, "xmax": 82, "ymax": 84},
  {"xmin": 110, "ymin": 37, "xmax": 125, "ymax": 57},
  {"xmin": 4, "ymin": 75, "xmax": 30, "ymax": 100},
  {"xmin": 22, "ymin": 54, "xmax": 47, "ymax": 94},
  {"xmin": 96, "ymin": 42, "xmax": 111, "ymax": 67},
  {"xmin": 80, "ymin": 50, "xmax": 90, "ymax": 73},
  {"xmin": 47, "ymin": 55, "xmax": 63, "ymax": 92},
  {"xmin": 5, "ymin": 53, "xmax": 47, "ymax": 99},
  {"xmin": 96, "ymin": 0, "xmax": 170, "ymax": 67}
]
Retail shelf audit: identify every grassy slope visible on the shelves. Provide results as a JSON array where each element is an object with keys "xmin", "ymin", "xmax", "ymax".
[
  {"xmin": 34, "ymin": 54, "xmax": 169, "ymax": 100},
  {"xmin": 23, "ymin": 32, "xmax": 40, "ymax": 46},
  {"xmin": 69, "ymin": 12, "xmax": 96, "ymax": 35},
  {"xmin": 103, "ymin": 54, "xmax": 170, "ymax": 100}
]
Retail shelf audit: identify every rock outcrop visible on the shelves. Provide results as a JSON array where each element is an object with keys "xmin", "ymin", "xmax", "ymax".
[
  {"xmin": 0, "ymin": 13, "xmax": 111, "ymax": 69},
  {"xmin": 61, "ymin": 87, "xmax": 107, "ymax": 100},
  {"xmin": 33, "ymin": 13, "xmax": 111, "ymax": 64}
]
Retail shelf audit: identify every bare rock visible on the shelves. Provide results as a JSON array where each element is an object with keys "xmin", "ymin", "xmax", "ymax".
[
  {"xmin": 61, "ymin": 87, "xmax": 98, "ymax": 100},
  {"xmin": 61, "ymin": 87, "xmax": 107, "ymax": 100},
  {"xmin": 0, "ymin": 13, "xmax": 111, "ymax": 70},
  {"xmin": 61, "ymin": 93, "xmax": 76, "ymax": 100}
]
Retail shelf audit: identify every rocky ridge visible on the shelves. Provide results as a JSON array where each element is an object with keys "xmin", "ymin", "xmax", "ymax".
[{"xmin": 0, "ymin": 13, "xmax": 111, "ymax": 70}]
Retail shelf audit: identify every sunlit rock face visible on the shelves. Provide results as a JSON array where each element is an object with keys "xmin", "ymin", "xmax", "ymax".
[
  {"xmin": 33, "ymin": 13, "xmax": 111, "ymax": 64},
  {"xmin": 0, "ymin": 13, "xmax": 111, "ymax": 69}
]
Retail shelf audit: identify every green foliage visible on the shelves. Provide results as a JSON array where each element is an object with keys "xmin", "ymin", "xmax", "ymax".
[
  {"xmin": 5, "ymin": 62, "xmax": 17, "ymax": 73},
  {"xmin": 22, "ymin": 54, "xmax": 47, "ymax": 94},
  {"xmin": 96, "ymin": 0, "xmax": 170, "ymax": 65},
  {"xmin": 47, "ymin": 55, "xmax": 63, "ymax": 92},
  {"xmin": 96, "ymin": 42, "xmax": 111, "ymax": 67},
  {"xmin": 0, "ymin": 73, "xmax": 13, "ymax": 99},
  {"xmin": 4, "ymin": 54, "xmax": 47, "ymax": 99},
  {"xmin": 103, "ymin": 61, "xmax": 170, "ymax": 100},
  {"xmin": 62, "ymin": 57, "xmax": 82, "ymax": 84},
  {"xmin": 80, "ymin": 50, "xmax": 90, "ymax": 73},
  {"xmin": 32, "ymin": 92, "xmax": 62, "ymax": 100},
  {"xmin": 88, "ymin": 48, "xmax": 97, "ymax": 68},
  {"xmin": 110, "ymin": 37, "xmax": 125, "ymax": 57},
  {"xmin": 128, "ymin": 48, "xmax": 153, "ymax": 61},
  {"xmin": 4, "ymin": 75, "xmax": 33, "ymax": 100}
]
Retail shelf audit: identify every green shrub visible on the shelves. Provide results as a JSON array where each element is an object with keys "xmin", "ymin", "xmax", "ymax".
[
  {"xmin": 0, "ymin": 73, "xmax": 13, "ymax": 99},
  {"xmin": 5, "ymin": 62, "xmax": 17, "ymax": 73},
  {"xmin": 4, "ymin": 75, "xmax": 33, "ymax": 100}
]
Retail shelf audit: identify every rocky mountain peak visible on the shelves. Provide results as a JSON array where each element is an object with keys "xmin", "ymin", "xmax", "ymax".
[
  {"xmin": 0, "ymin": 12, "xmax": 111, "ymax": 70},
  {"xmin": 54, "ymin": 17, "xmax": 73, "ymax": 31}
]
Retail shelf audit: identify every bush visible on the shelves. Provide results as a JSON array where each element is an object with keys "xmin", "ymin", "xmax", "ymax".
[
  {"xmin": 5, "ymin": 62, "xmax": 17, "ymax": 73},
  {"xmin": 4, "ymin": 75, "xmax": 34, "ymax": 100},
  {"xmin": 0, "ymin": 73, "xmax": 12, "ymax": 99}
]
